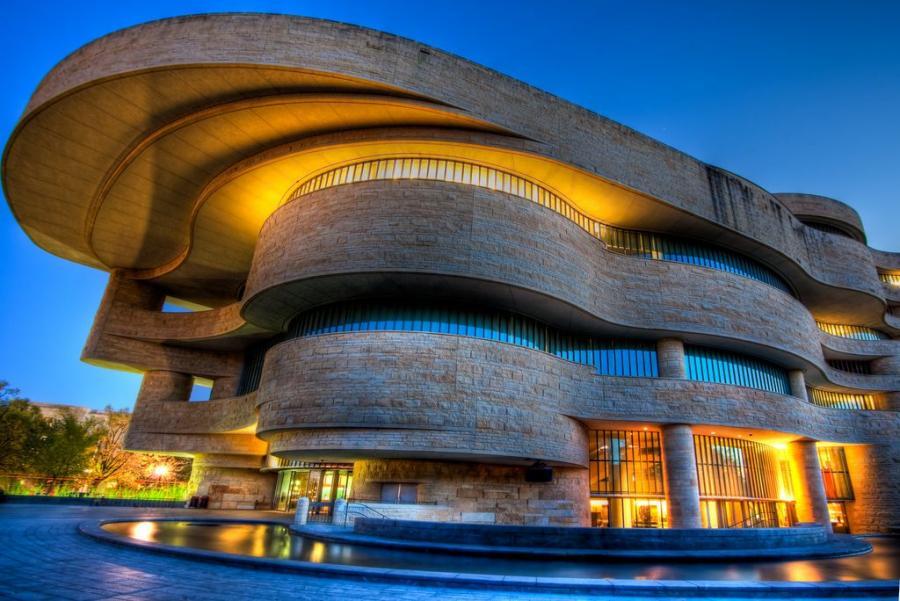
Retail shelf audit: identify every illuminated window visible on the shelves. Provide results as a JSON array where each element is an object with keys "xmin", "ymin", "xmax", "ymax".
[
  {"xmin": 588, "ymin": 428, "xmax": 666, "ymax": 528},
  {"xmin": 816, "ymin": 322, "xmax": 889, "ymax": 341},
  {"xmin": 289, "ymin": 302, "xmax": 659, "ymax": 377},
  {"xmin": 588, "ymin": 429, "xmax": 664, "ymax": 495},
  {"xmin": 589, "ymin": 497, "xmax": 667, "ymax": 528},
  {"xmin": 807, "ymin": 388, "xmax": 878, "ymax": 410},
  {"xmin": 818, "ymin": 447, "xmax": 854, "ymax": 500},
  {"xmin": 879, "ymin": 272, "xmax": 900, "ymax": 286},
  {"xmin": 283, "ymin": 158, "xmax": 793, "ymax": 294},
  {"xmin": 694, "ymin": 435, "xmax": 793, "ymax": 528},
  {"xmin": 684, "ymin": 346, "xmax": 791, "ymax": 394}
]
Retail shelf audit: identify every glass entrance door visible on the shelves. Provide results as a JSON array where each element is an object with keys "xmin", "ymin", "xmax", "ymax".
[
  {"xmin": 828, "ymin": 502, "xmax": 850, "ymax": 533},
  {"xmin": 273, "ymin": 467, "xmax": 354, "ymax": 512}
]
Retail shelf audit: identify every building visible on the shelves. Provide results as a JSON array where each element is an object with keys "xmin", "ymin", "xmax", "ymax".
[
  {"xmin": 3, "ymin": 14, "xmax": 898, "ymax": 532},
  {"xmin": 32, "ymin": 402, "xmax": 108, "ymax": 424}
]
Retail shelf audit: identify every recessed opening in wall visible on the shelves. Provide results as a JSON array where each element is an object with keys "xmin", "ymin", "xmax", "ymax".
[
  {"xmin": 826, "ymin": 359, "xmax": 872, "ymax": 375},
  {"xmin": 878, "ymin": 272, "xmax": 900, "ymax": 286},
  {"xmin": 380, "ymin": 482, "xmax": 418, "ymax": 504},
  {"xmin": 162, "ymin": 296, "xmax": 212, "ymax": 313},
  {"xmin": 189, "ymin": 377, "xmax": 213, "ymax": 402}
]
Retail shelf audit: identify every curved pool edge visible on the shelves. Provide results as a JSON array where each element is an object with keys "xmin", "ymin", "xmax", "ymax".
[
  {"xmin": 77, "ymin": 518, "xmax": 898, "ymax": 598},
  {"xmin": 292, "ymin": 523, "xmax": 873, "ymax": 561}
]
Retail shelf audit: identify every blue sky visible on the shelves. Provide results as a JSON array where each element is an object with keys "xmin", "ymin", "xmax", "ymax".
[{"xmin": 2, "ymin": 1, "xmax": 898, "ymax": 410}]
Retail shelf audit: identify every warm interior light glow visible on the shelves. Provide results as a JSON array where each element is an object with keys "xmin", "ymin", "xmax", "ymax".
[
  {"xmin": 879, "ymin": 272, "xmax": 900, "ymax": 286},
  {"xmin": 130, "ymin": 521, "xmax": 157, "ymax": 542},
  {"xmin": 151, "ymin": 464, "xmax": 171, "ymax": 479}
]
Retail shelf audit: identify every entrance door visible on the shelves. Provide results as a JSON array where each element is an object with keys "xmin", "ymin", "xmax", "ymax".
[
  {"xmin": 288, "ymin": 470, "xmax": 309, "ymax": 511},
  {"xmin": 828, "ymin": 502, "xmax": 850, "ymax": 533}
]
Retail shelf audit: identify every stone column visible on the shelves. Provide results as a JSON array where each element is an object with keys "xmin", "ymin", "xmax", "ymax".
[
  {"xmin": 125, "ymin": 370, "xmax": 194, "ymax": 450},
  {"xmin": 788, "ymin": 440, "xmax": 832, "ymax": 532},
  {"xmin": 333, "ymin": 498, "xmax": 349, "ymax": 527},
  {"xmin": 211, "ymin": 375, "xmax": 240, "ymax": 400},
  {"xmin": 657, "ymin": 338, "xmax": 686, "ymax": 379},
  {"xmin": 607, "ymin": 498, "xmax": 624, "ymax": 527},
  {"xmin": 136, "ymin": 370, "xmax": 193, "ymax": 404},
  {"xmin": 788, "ymin": 370, "xmax": 808, "ymax": 401},
  {"xmin": 294, "ymin": 497, "xmax": 310, "ymax": 526},
  {"xmin": 661, "ymin": 424, "xmax": 702, "ymax": 528}
]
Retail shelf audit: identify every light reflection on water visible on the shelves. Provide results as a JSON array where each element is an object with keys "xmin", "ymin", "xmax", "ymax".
[{"xmin": 101, "ymin": 521, "xmax": 899, "ymax": 582}]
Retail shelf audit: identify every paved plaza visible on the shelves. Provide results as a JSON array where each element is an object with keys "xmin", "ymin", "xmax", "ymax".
[
  {"xmin": 1, "ymin": 504, "xmax": 897, "ymax": 600},
  {"xmin": 0, "ymin": 504, "xmax": 648, "ymax": 601}
]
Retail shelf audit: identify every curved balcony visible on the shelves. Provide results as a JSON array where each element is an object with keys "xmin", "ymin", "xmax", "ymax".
[
  {"xmin": 125, "ymin": 392, "xmax": 264, "ymax": 459},
  {"xmin": 253, "ymin": 331, "xmax": 897, "ymax": 466},
  {"xmin": 124, "ymin": 431, "xmax": 267, "ymax": 457},
  {"xmin": 130, "ymin": 392, "xmax": 259, "ymax": 435},
  {"xmin": 256, "ymin": 334, "xmax": 589, "ymax": 467},
  {"xmin": 774, "ymin": 193, "xmax": 866, "ymax": 242},
  {"xmin": 818, "ymin": 328, "xmax": 897, "ymax": 359},
  {"xmin": 4, "ymin": 13, "xmax": 897, "ymax": 337},
  {"xmin": 242, "ymin": 179, "xmax": 894, "ymax": 392},
  {"xmin": 104, "ymin": 302, "xmax": 265, "ymax": 343},
  {"xmin": 872, "ymin": 248, "xmax": 900, "ymax": 272}
]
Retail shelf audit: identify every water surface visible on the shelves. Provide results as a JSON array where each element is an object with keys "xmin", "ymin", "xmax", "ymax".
[{"xmin": 102, "ymin": 520, "xmax": 899, "ymax": 582}]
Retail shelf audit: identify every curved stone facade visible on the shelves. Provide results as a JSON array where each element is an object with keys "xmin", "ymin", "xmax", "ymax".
[
  {"xmin": 775, "ymin": 193, "xmax": 867, "ymax": 242},
  {"xmin": 4, "ymin": 14, "xmax": 897, "ymax": 530}
]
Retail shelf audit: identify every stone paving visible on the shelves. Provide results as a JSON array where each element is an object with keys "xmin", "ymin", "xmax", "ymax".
[
  {"xmin": 0, "ymin": 504, "xmax": 892, "ymax": 601},
  {"xmin": 0, "ymin": 504, "xmax": 638, "ymax": 601}
]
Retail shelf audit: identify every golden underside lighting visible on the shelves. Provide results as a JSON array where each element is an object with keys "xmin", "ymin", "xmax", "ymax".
[
  {"xmin": 879, "ymin": 272, "xmax": 900, "ymax": 286},
  {"xmin": 815, "ymin": 321, "xmax": 888, "ymax": 340}
]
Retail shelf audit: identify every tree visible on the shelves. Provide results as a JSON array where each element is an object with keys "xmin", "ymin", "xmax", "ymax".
[
  {"xmin": 27, "ymin": 411, "xmax": 101, "ymax": 491},
  {"xmin": 0, "ymin": 381, "xmax": 41, "ymax": 474},
  {"xmin": 88, "ymin": 407, "xmax": 132, "ymax": 486},
  {"xmin": 87, "ymin": 408, "xmax": 191, "ymax": 491},
  {"xmin": 114, "ymin": 453, "xmax": 190, "ymax": 489}
]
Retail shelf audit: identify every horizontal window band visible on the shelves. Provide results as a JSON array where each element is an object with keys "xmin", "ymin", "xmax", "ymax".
[
  {"xmin": 282, "ymin": 157, "xmax": 793, "ymax": 295},
  {"xmin": 684, "ymin": 345, "xmax": 790, "ymax": 395},
  {"xmin": 287, "ymin": 301, "xmax": 659, "ymax": 378},
  {"xmin": 815, "ymin": 321, "xmax": 889, "ymax": 340}
]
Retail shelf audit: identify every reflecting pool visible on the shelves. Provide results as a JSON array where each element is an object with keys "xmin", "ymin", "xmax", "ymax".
[{"xmin": 102, "ymin": 520, "xmax": 900, "ymax": 582}]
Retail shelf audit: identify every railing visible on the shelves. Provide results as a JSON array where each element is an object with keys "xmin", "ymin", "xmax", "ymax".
[
  {"xmin": 305, "ymin": 500, "xmax": 335, "ymax": 523},
  {"xmin": 807, "ymin": 388, "xmax": 879, "ymax": 410},
  {"xmin": 816, "ymin": 321, "xmax": 889, "ymax": 341},
  {"xmin": 331, "ymin": 501, "xmax": 388, "ymax": 528},
  {"xmin": 283, "ymin": 157, "xmax": 793, "ymax": 294},
  {"xmin": 827, "ymin": 359, "xmax": 872, "ymax": 375},
  {"xmin": 725, "ymin": 511, "xmax": 781, "ymax": 529}
]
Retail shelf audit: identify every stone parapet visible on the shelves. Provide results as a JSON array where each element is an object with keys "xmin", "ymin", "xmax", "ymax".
[
  {"xmin": 257, "ymin": 333, "xmax": 589, "ymax": 466},
  {"xmin": 244, "ymin": 180, "xmax": 897, "ymax": 391},
  {"xmin": 774, "ymin": 193, "xmax": 866, "ymax": 242},
  {"xmin": 352, "ymin": 518, "xmax": 831, "ymax": 550}
]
